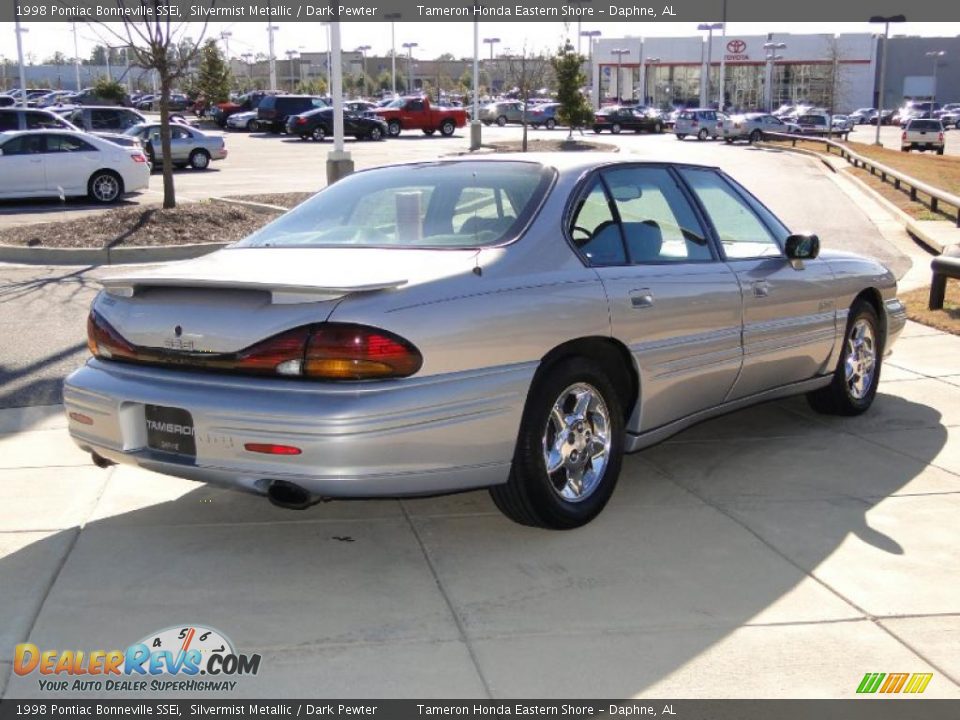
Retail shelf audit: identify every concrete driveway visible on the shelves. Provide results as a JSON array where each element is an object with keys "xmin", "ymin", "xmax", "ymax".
[{"xmin": 1, "ymin": 324, "xmax": 960, "ymax": 698}]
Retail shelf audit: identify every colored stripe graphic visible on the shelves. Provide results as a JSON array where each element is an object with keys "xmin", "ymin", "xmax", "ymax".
[
  {"xmin": 857, "ymin": 673, "xmax": 885, "ymax": 693},
  {"xmin": 857, "ymin": 672, "xmax": 932, "ymax": 694},
  {"xmin": 904, "ymin": 673, "xmax": 934, "ymax": 694},
  {"xmin": 880, "ymin": 673, "xmax": 909, "ymax": 693}
]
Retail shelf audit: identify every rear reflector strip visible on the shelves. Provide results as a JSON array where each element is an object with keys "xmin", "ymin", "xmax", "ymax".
[{"xmin": 244, "ymin": 443, "xmax": 302, "ymax": 456}]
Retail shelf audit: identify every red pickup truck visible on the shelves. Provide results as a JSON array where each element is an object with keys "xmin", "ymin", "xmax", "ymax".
[{"xmin": 374, "ymin": 96, "xmax": 468, "ymax": 137}]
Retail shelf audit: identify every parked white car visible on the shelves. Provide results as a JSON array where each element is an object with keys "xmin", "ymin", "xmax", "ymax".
[
  {"xmin": 0, "ymin": 129, "xmax": 150, "ymax": 203},
  {"xmin": 226, "ymin": 110, "xmax": 259, "ymax": 131},
  {"xmin": 901, "ymin": 119, "xmax": 945, "ymax": 155}
]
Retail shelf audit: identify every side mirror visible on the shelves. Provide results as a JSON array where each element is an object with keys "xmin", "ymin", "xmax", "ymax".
[{"xmin": 785, "ymin": 233, "xmax": 820, "ymax": 260}]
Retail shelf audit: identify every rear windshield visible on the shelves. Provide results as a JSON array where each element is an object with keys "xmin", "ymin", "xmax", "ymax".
[
  {"xmin": 234, "ymin": 161, "xmax": 555, "ymax": 249},
  {"xmin": 909, "ymin": 120, "xmax": 942, "ymax": 131}
]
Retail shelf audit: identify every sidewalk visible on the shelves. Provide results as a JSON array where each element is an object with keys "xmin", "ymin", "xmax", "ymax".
[{"xmin": 1, "ymin": 322, "xmax": 959, "ymax": 699}]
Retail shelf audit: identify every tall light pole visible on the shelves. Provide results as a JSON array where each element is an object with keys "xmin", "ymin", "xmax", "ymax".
[
  {"xmin": 470, "ymin": 13, "xmax": 481, "ymax": 150},
  {"xmin": 643, "ymin": 57, "xmax": 660, "ymax": 107},
  {"xmin": 385, "ymin": 13, "xmax": 401, "ymax": 95},
  {"xmin": 718, "ymin": 0, "xmax": 727, "ymax": 110},
  {"xmin": 870, "ymin": 15, "xmax": 906, "ymax": 146},
  {"xmin": 698, "ymin": 22, "xmax": 722, "ymax": 108},
  {"xmin": 925, "ymin": 50, "xmax": 945, "ymax": 105},
  {"xmin": 611, "ymin": 48, "xmax": 630, "ymax": 103},
  {"xmin": 241, "ymin": 52, "xmax": 254, "ymax": 89},
  {"xmin": 285, "ymin": 49, "xmax": 298, "ymax": 92},
  {"xmin": 267, "ymin": 23, "xmax": 278, "ymax": 92},
  {"xmin": 483, "ymin": 37, "xmax": 500, "ymax": 61},
  {"xmin": 356, "ymin": 44, "xmax": 371, "ymax": 97},
  {"xmin": 403, "ymin": 42, "xmax": 418, "ymax": 93},
  {"xmin": 581, "ymin": 30, "xmax": 601, "ymax": 106},
  {"xmin": 763, "ymin": 42, "xmax": 786, "ymax": 113},
  {"xmin": 326, "ymin": 20, "xmax": 353, "ymax": 184},
  {"xmin": 14, "ymin": 13, "xmax": 28, "ymax": 107},
  {"xmin": 72, "ymin": 21, "xmax": 81, "ymax": 91},
  {"xmin": 220, "ymin": 31, "xmax": 232, "ymax": 61}
]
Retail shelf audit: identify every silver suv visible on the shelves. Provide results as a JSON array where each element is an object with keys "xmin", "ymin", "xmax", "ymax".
[{"xmin": 674, "ymin": 109, "xmax": 722, "ymax": 141}]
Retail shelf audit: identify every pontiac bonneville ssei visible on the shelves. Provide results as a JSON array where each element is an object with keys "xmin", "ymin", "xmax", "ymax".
[{"xmin": 64, "ymin": 155, "xmax": 906, "ymax": 529}]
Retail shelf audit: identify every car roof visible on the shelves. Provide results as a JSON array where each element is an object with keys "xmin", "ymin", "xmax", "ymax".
[{"xmin": 408, "ymin": 152, "xmax": 720, "ymax": 176}]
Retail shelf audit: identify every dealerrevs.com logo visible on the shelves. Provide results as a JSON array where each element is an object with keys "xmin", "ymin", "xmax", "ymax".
[{"xmin": 14, "ymin": 625, "xmax": 261, "ymax": 693}]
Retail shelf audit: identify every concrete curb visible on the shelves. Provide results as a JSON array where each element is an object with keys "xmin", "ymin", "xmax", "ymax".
[
  {"xmin": 756, "ymin": 141, "xmax": 953, "ymax": 255},
  {"xmin": 0, "ymin": 241, "xmax": 228, "ymax": 266},
  {"xmin": 209, "ymin": 196, "xmax": 289, "ymax": 214}
]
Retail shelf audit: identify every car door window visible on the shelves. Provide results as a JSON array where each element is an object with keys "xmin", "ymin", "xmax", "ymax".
[
  {"xmin": 0, "ymin": 113, "xmax": 17, "ymax": 131},
  {"xmin": 1, "ymin": 135, "xmax": 45, "ymax": 155},
  {"xmin": 46, "ymin": 134, "xmax": 96, "ymax": 153},
  {"xmin": 603, "ymin": 167, "xmax": 712, "ymax": 263},
  {"xmin": 406, "ymin": 100, "xmax": 424, "ymax": 112},
  {"xmin": 171, "ymin": 127, "xmax": 192, "ymax": 140},
  {"xmin": 90, "ymin": 110, "xmax": 119, "ymax": 130},
  {"xmin": 568, "ymin": 178, "xmax": 626, "ymax": 266},
  {"xmin": 26, "ymin": 112, "xmax": 66, "ymax": 130},
  {"xmin": 679, "ymin": 168, "xmax": 782, "ymax": 259}
]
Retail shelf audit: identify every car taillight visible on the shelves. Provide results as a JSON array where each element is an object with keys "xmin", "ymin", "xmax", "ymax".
[
  {"xmin": 87, "ymin": 310, "xmax": 137, "ymax": 361},
  {"xmin": 86, "ymin": 314, "xmax": 422, "ymax": 381},
  {"xmin": 295, "ymin": 117, "xmax": 306, "ymax": 125},
  {"xmin": 304, "ymin": 324, "xmax": 422, "ymax": 380},
  {"xmin": 902, "ymin": 131, "xmax": 907, "ymax": 140},
  {"xmin": 939, "ymin": 133, "xmax": 945, "ymax": 143},
  {"xmin": 131, "ymin": 153, "xmax": 147, "ymax": 163}
]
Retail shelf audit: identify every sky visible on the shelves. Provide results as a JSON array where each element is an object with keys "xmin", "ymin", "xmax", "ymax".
[{"xmin": 2, "ymin": 21, "xmax": 959, "ymax": 65}]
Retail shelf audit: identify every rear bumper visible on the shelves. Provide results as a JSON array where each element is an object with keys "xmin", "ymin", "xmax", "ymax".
[{"xmin": 64, "ymin": 359, "xmax": 533, "ymax": 498}]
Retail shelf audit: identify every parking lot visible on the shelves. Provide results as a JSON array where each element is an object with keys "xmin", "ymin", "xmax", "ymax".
[{"xmin": 1, "ymin": 120, "xmax": 959, "ymax": 699}]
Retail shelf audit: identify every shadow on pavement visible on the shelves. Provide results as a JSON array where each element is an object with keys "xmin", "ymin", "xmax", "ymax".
[{"xmin": 0, "ymin": 386, "xmax": 950, "ymax": 697}]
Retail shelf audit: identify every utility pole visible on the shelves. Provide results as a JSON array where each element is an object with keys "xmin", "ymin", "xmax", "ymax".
[
  {"xmin": 72, "ymin": 21, "xmax": 81, "ymax": 91},
  {"xmin": 471, "ymin": 13, "xmax": 480, "ymax": 150},
  {"xmin": 869, "ymin": 15, "xmax": 905, "ymax": 146},
  {"xmin": 611, "ymin": 48, "xmax": 630, "ymax": 103},
  {"xmin": 14, "ymin": 10, "xmax": 28, "ymax": 107},
  {"xmin": 267, "ymin": 18, "xmax": 278, "ymax": 92},
  {"xmin": 403, "ymin": 42, "xmax": 418, "ymax": 93},
  {"xmin": 285, "ymin": 50, "xmax": 298, "ymax": 91},
  {"xmin": 220, "ymin": 31, "xmax": 232, "ymax": 61},
  {"xmin": 356, "ymin": 45, "xmax": 371, "ymax": 97},
  {"xmin": 326, "ymin": 20, "xmax": 354, "ymax": 184},
  {"xmin": 385, "ymin": 14, "xmax": 400, "ymax": 95}
]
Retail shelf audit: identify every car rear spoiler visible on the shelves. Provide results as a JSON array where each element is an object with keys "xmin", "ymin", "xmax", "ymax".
[{"xmin": 100, "ymin": 277, "xmax": 407, "ymax": 305}]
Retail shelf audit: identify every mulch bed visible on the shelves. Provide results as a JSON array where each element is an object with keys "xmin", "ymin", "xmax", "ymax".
[
  {"xmin": 0, "ymin": 201, "xmax": 273, "ymax": 249},
  {"xmin": 900, "ymin": 282, "xmax": 960, "ymax": 335},
  {"xmin": 481, "ymin": 139, "xmax": 616, "ymax": 153}
]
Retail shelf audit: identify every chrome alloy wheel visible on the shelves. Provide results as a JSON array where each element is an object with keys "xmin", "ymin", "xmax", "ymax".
[
  {"xmin": 92, "ymin": 174, "xmax": 120, "ymax": 202},
  {"xmin": 542, "ymin": 383, "xmax": 612, "ymax": 503},
  {"xmin": 844, "ymin": 318, "xmax": 877, "ymax": 400}
]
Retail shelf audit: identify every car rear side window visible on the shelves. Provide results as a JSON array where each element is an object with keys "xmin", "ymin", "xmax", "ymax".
[
  {"xmin": 602, "ymin": 167, "xmax": 712, "ymax": 263},
  {"xmin": 679, "ymin": 168, "xmax": 783, "ymax": 260},
  {"xmin": 569, "ymin": 178, "xmax": 626, "ymax": 266},
  {"xmin": 46, "ymin": 135, "xmax": 96, "ymax": 152},
  {"xmin": 236, "ymin": 161, "xmax": 554, "ymax": 249},
  {"xmin": 0, "ymin": 113, "xmax": 17, "ymax": 132}
]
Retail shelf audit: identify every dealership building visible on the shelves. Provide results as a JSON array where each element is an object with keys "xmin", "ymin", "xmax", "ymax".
[{"xmin": 590, "ymin": 32, "xmax": 960, "ymax": 113}]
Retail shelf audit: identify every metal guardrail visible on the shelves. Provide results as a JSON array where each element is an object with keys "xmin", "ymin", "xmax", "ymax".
[{"xmin": 762, "ymin": 131, "xmax": 960, "ymax": 228}]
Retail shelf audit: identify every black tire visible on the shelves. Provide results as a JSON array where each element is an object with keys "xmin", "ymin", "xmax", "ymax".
[
  {"xmin": 246, "ymin": 119, "xmax": 257, "ymax": 131},
  {"xmin": 749, "ymin": 129, "xmax": 762, "ymax": 143},
  {"xmin": 422, "ymin": 128, "xmax": 436, "ymax": 136},
  {"xmin": 311, "ymin": 126, "xmax": 326, "ymax": 142},
  {"xmin": 440, "ymin": 119, "xmax": 456, "ymax": 136},
  {"xmin": 368, "ymin": 126, "xmax": 383, "ymax": 141},
  {"xmin": 937, "ymin": 148, "xmax": 945, "ymax": 156},
  {"xmin": 676, "ymin": 134, "xmax": 686, "ymax": 140},
  {"xmin": 592, "ymin": 127, "xmax": 601, "ymax": 134},
  {"xmin": 490, "ymin": 357, "xmax": 625, "ymax": 529},
  {"xmin": 188, "ymin": 149, "xmax": 210, "ymax": 170},
  {"xmin": 497, "ymin": 115, "xmax": 507, "ymax": 127},
  {"xmin": 144, "ymin": 145, "xmax": 156, "ymax": 171},
  {"xmin": 724, "ymin": 138, "xmax": 734, "ymax": 144},
  {"xmin": 611, "ymin": 122, "xmax": 621, "ymax": 134},
  {"xmin": 806, "ymin": 300, "xmax": 882, "ymax": 416},
  {"xmin": 87, "ymin": 170, "xmax": 123, "ymax": 204},
  {"xmin": 387, "ymin": 120, "xmax": 401, "ymax": 137},
  {"xmin": 545, "ymin": 118, "xmax": 556, "ymax": 130},
  {"xmin": 697, "ymin": 128, "xmax": 709, "ymax": 141}
]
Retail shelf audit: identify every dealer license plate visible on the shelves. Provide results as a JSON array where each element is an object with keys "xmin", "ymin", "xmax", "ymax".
[{"xmin": 145, "ymin": 404, "xmax": 196, "ymax": 457}]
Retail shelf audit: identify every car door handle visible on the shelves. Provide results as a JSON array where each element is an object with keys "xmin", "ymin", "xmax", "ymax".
[
  {"xmin": 630, "ymin": 289, "xmax": 654, "ymax": 308},
  {"xmin": 752, "ymin": 280, "xmax": 771, "ymax": 298}
]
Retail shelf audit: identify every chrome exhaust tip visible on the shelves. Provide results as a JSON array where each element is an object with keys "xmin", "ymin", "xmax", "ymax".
[{"xmin": 266, "ymin": 480, "xmax": 322, "ymax": 510}]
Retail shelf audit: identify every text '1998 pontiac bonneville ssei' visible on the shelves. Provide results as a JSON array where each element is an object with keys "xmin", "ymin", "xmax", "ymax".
[{"xmin": 64, "ymin": 155, "xmax": 907, "ymax": 529}]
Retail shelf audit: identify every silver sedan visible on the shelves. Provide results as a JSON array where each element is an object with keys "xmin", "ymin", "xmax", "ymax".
[
  {"xmin": 123, "ymin": 122, "xmax": 227, "ymax": 170},
  {"xmin": 64, "ymin": 155, "xmax": 906, "ymax": 529}
]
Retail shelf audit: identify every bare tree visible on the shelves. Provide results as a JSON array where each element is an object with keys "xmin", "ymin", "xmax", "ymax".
[
  {"xmin": 498, "ymin": 47, "xmax": 552, "ymax": 152},
  {"xmin": 89, "ymin": 5, "xmax": 209, "ymax": 208}
]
